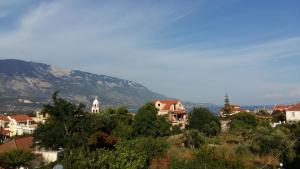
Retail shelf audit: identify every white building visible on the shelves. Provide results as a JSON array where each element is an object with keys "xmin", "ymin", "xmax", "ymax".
[
  {"xmin": 5, "ymin": 115, "xmax": 37, "ymax": 136},
  {"xmin": 91, "ymin": 97, "xmax": 100, "ymax": 113},
  {"xmin": 286, "ymin": 103, "xmax": 300, "ymax": 122},
  {"xmin": 154, "ymin": 100, "xmax": 188, "ymax": 128}
]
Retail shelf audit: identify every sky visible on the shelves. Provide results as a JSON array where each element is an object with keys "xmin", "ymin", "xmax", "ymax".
[{"xmin": 0, "ymin": 0, "xmax": 300, "ymax": 105}]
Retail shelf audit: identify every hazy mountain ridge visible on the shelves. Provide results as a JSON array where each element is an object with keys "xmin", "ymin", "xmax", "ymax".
[{"xmin": 0, "ymin": 59, "xmax": 168, "ymax": 111}]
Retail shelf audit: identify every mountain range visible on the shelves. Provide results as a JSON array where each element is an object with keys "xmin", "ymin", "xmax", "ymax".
[
  {"xmin": 0, "ymin": 59, "xmax": 221, "ymax": 113},
  {"xmin": 0, "ymin": 59, "xmax": 171, "ymax": 111}
]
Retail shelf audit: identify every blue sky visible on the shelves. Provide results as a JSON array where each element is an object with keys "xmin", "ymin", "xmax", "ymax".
[{"xmin": 0, "ymin": 0, "xmax": 300, "ymax": 105}]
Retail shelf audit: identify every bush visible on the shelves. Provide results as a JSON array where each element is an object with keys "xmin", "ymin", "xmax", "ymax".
[
  {"xmin": 171, "ymin": 125, "xmax": 182, "ymax": 135},
  {"xmin": 180, "ymin": 129, "xmax": 205, "ymax": 149},
  {"xmin": 230, "ymin": 112, "xmax": 257, "ymax": 132},
  {"xmin": 169, "ymin": 146, "xmax": 247, "ymax": 169},
  {"xmin": 251, "ymin": 127, "xmax": 296, "ymax": 162},
  {"xmin": 0, "ymin": 149, "xmax": 35, "ymax": 168}
]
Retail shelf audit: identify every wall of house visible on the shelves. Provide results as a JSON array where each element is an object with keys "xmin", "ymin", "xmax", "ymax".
[
  {"xmin": 36, "ymin": 150, "xmax": 62, "ymax": 164},
  {"xmin": 286, "ymin": 111, "xmax": 300, "ymax": 122}
]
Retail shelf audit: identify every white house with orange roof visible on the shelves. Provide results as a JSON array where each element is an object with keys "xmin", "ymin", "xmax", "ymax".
[
  {"xmin": 286, "ymin": 103, "xmax": 300, "ymax": 122},
  {"xmin": 154, "ymin": 100, "xmax": 188, "ymax": 128},
  {"xmin": 6, "ymin": 114, "xmax": 37, "ymax": 136}
]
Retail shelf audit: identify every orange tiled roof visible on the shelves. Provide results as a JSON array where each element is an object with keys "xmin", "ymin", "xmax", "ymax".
[
  {"xmin": 0, "ymin": 136, "xmax": 33, "ymax": 153},
  {"xmin": 273, "ymin": 104, "xmax": 293, "ymax": 111},
  {"xmin": 9, "ymin": 114, "xmax": 33, "ymax": 122},
  {"xmin": 155, "ymin": 100, "xmax": 180, "ymax": 111},
  {"xmin": 287, "ymin": 103, "xmax": 300, "ymax": 111}
]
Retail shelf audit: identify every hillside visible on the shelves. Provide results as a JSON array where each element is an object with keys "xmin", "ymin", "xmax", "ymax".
[{"xmin": 0, "ymin": 59, "xmax": 168, "ymax": 111}]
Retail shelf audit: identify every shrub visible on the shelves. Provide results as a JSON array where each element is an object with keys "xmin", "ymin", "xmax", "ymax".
[
  {"xmin": 180, "ymin": 129, "xmax": 205, "ymax": 149},
  {"xmin": 230, "ymin": 112, "xmax": 257, "ymax": 132},
  {"xmin": 0, "ymin": 149, "xmax": 35, "ymax": 168}
]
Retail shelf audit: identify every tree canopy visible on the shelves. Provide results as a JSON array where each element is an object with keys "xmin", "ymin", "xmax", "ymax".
[
  {"xmin": 188, "ymin": 107, "xmax": 220, "ymax": 136},
  {"xmin": 133, "ymin": 103, "xmax": 170, "ymax": 137}
]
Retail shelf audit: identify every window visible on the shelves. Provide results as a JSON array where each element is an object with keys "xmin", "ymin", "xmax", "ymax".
[
  {"xmin": 158, "ymin": 104, "xmax": 160, "ymax": 107},
  {"xmin": 292, "ymin": 112, "xmax": 295, "ymax": 117}
]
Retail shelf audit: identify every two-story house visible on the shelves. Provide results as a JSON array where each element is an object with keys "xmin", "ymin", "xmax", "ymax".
[
  {"xmin": 154, "ymin": 100, "xmax": 188, "ymax": 129},
  {"xmin": 7, "ymin": 114, "xmax": 37, "ymax": 136}
]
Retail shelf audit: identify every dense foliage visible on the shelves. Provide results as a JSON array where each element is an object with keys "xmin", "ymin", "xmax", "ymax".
[
  {"xmin": 0, "ymin": 149, "xmax": 35, "ymax": 168},
  {"xmin": 188, "ymin": 107, "xmax": 220, "ymax": 136},
  {"xmin": 133, "ymin": 103, "xmax": 170, "ymax": 137},
  {"xmin": 29, "ymin": 93, "xmax": 300, "ymax": 169},
  {"xmin": 230, "ymin": 112, "xmax": 257, "ymax": 132}
]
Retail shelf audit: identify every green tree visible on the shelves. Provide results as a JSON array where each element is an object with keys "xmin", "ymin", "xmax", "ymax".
[
  {"xmin": 0, "ymin": 149, "xmax": 35, "ymax": 168},
  {"xmin": 222, "ymin": 94, "xmax": 232, "ymax": 118},
  {"xmin": 272, "ymin": 110, "xmax": 286, "ymax": 122},
  {"xmin": 133, "ymin": 103, "xmax": 170, "ymax": 137},
  {"xmin": 188, "ymin": 107, "xmax": 220, "ymax": 136},
  {"xmin": 109, "ymin": 106, "xmax": 134, "ymax": 139},
  {"xmin": 230, "ymin": 112, "xmax": 257, "ymax": 132},
  {"xmin": 33, "ymin": 92, "xmax": 89, "ymax": 150}
]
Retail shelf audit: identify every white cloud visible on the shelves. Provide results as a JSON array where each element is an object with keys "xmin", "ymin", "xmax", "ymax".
[{"xmin": 0, "ymin": 0, "xmax": 299, "ymax": 105}]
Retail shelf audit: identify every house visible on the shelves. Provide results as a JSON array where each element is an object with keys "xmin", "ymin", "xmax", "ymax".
[
  {"xmin": 219, "ymin": 104, "xmax": 248, "ymax": 117},
  {"xmin": 154, "ymin": 100, "xmax": 188, "ymax": 128},
  {"xmin": 1, "ymin": 114, "xmax": 37, "ymax": 137},
  {"xmin": 286, "ymin": 103, "xmax": 300, "ymax": 122},
  {"xmin": 32, "ymin": 110, "xmax": 49, "ymax": 124},
  {"xmin": 0, "ymin": 136, "xmax": 63, "ymax": 164}
]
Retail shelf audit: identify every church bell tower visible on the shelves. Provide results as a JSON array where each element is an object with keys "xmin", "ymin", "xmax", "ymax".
[{"xmin": 91, "ymin": 97, "xmax": 100, "ymax": 113}]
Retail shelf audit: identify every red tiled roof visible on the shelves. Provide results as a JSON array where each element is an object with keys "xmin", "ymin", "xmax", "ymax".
[
  {"xmin": 9, "ymin": 114, "xmax": 33, "ymax": 122},
  {"xmin": 155, "ymin": 100, "xmax": 180, "ymax": 111},
  {"xmin": 0, "ymin": 115, "xmax": 9, "ymax": 122},
  {"xmin": 287, "ymin": 103, "xmax": 300, "ymax": 111},
  {"xmin": 273, "ymin": 104, "xmax": 293, "ymax": 111},
  {"xmin": 0, "ymin": 136, "xmax": 33, "ymax": 153}
]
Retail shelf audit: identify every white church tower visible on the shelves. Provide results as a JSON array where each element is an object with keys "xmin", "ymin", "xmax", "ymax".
[{"xmin": 91, "ymin": 97, "xmax": 100, "ymax": 113}]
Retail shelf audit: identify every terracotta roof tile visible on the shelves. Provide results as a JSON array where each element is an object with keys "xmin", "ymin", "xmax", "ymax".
[
  {"xmin": 287, "ymin": 103, "xmax": 300, "ymax": 111},
  {"xmin": 155, "ymin": 100, "xmax": 180, "ymax": 111},
  {"xmin": 273, "ymin": 105, "xmax": 293, "ymax": 111},
  {"xmin": 9, "ymin": 114, "xmax": 33, "ymax": 122},
  {"xmin": 0, "ymin": 136, "xmax": 33, "ymax": 153}
]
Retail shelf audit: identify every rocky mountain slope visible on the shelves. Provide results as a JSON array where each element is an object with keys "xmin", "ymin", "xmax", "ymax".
[{"xmin": 0, "ymin": 59, "xmax": 167, "ymax": 111}]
